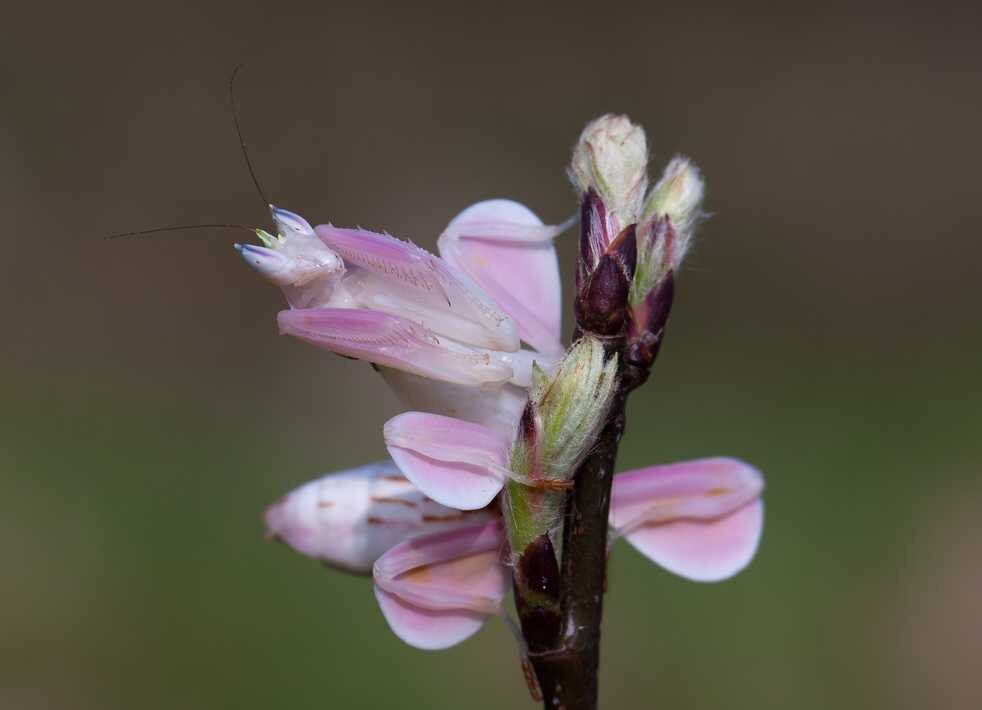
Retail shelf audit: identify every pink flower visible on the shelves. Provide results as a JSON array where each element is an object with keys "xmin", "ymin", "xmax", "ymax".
[
  {"xmin": 238, "ymin": 201, "xmax": 571, "ymax": 455},
  {"xmin": 264, "ymin": 460, "xmax": 495, "ymax": 574},
  {"xmin": 237, "ymin": 202, "xmax": 566, "ymax": 391},
  {"xmin": 373, "ymin": 457, "xmax": 762, "ymax": 649},
  {"xmin": 266, "ymin": 457, "xmax": 763, "ymax": 650},
  {"xmin": 245, "ymin": 199, "xmax": 765, "ymax": 650}
]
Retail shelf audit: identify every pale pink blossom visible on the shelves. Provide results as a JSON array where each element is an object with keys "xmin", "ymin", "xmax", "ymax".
[
  {"xmin": 264, "ymin": 460, "xmax": 495, "ymax": 574},
  {"xmin": 237, "ymin": 203, "xmax": 566, "ymax": 391},
  {"xmin": 370, "ymin": 458, "xmax": 762, "ymax": 649},
  {"xmin": 241, "ymin": 200, "xmax": 569, "ymax": 502},
  {"xmin": 246, "ymin": 200, "xmax": 765, "ymax": 651},
  {"xmin": 373, "ymin": 519, "xmax": 509, "ymax": 650},
  {"xmin": 265, "ymin": 457, "xmax": 763, "ymax": 649}
]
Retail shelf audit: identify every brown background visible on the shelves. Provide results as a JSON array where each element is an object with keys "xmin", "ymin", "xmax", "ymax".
[{"xmin": 3, "ymin": 1, "xmax": 981, "ymax": 708}]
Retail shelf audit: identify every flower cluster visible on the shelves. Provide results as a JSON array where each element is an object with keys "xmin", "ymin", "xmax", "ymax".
[{"xmin": 242, "ymin": 188, "xmax": 765, "ymax": 650}]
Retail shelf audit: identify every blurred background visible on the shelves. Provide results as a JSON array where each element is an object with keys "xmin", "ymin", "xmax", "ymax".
[{"xmin": 4, "ymin": 1, "xmax": 981, "ymax": 708}]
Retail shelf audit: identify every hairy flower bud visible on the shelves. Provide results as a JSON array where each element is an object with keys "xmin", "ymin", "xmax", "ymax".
[
  {"xmin": 569, "ymin": 114, "xmax": 648, "ymax": 229},
  {"xmin": 503, "ymin": 335, "xmax": 619, "ymax": 647},
  {"xmin": 641, "ymin": 155, "xmax": 705, "ymax": 235},
  {"xmin": 571, "ymin": 117, "xmax": 645, "ymax": 336},
  {"xmin": 575, "ymin": 196, "xmax": 638, "ymax": 336},
  {"xmin": 632, "ymin": 158, "xmax": 704, "ymax": 303},
  {"xmin": 512, "ymin": 336, "xmax": 619, "ymax": 489},
  {"xmin": 503, "ymin": 336, "xmax": 618, "ymax": 555}
]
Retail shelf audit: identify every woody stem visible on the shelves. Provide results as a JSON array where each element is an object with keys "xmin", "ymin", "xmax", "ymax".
[{"xmin": 520, "ymin": 352, "xmax": 646, "ymax": 710}]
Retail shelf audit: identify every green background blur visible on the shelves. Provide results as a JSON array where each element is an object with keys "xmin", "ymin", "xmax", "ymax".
[{"xmin": 4, "ymin": 1, "xmax": 981, "ymax": 708}]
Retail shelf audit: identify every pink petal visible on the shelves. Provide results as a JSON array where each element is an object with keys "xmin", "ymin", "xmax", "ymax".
[
  {"xmin": 610, "ymin": 458, "xmax": 765, "ymax": 582},
  {"xmin": 373, "ymin": 520, "xmax": 508, "ymax": 650},
  {"xmin": 374, "ymin": 587, "xmax": 490, "ymax": 650},
  {"xmin": 315, "ymin": 224, "xmax": 519, "ymax": 352},
  {"xmin": 617, "ymin": 500, "xmax": 764, "ymax": 583},
  {"xmin": 384, "ymin": 412, "xmax": 510, "ymax": 510},
  {"xmin": 264, "ymin": 460, "xmax": 493, "ymax": 574},
  {"xmin": 438, "ymin": 200, "xmax": 567, "ymax": 356},
  {"xmin": 386, "ymin": 444, "xmax": 502, "ymax": 512},
  {"xmin": 277, "ymin": 308, "xmax": 512, "ymax": 386}
]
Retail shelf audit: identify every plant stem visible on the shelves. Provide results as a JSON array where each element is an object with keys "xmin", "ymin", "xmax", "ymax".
[{"xmin": 523, "ymin": 354, "xmax": 646, "ymax": 710}]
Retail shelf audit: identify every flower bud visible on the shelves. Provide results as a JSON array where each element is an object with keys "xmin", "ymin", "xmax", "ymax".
[
  {"xmin": 626, "ymin": 158, "xmax": 703, "ymax": 356},
  {"xmin": 574, "ymin": 247, "xmax": 632, "ymax": 336},
  {"xmin": 571, "ymin": 117, "xmax": 644, "ymax": 335},
  {"xmin": 512, "ymin": 336, "xmax": 619, "ymax": 487},
  {"xmin": 575, "ymin": 196, "xmax": 638, "ymax": 336},
  {"xmin": 569, "ymin": 114, "xmax": 648, "ymax": 228},
  {"xmin": 632, "ymin": 158, "xmax": 704, "ymax": 303},
  {"xmin": 641, "ymin": 156, "xmax": 705, "ymax": 235},
  {"xmin": 504, "ymin": 336, "xmax": 618, "ymax": 650}
]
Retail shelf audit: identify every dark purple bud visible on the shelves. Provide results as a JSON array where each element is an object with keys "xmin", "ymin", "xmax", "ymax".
[
  {"xmin": 625, "ymin": 271, "xmax": 675, "ymax": 369},
  {"xmin": 519, "ymin": 534, "xmax": 561, "ymax": 600},
  {"xmin": 513, "ymin": 533, "xmax": 562, "ymax": 651},
  {"xmin": 575, "ymin": 253, "xmax": 631, "ymax": 336}
]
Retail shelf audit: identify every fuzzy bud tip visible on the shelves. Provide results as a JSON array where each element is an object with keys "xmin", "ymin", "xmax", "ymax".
[
  {"xmin": 569, "ymin": 114, "xmax": 649, "ymax": 227},
  {"xmin": 515, "ymin": 336, "xmax": 619, "ymax": 484},
  {"xmin": 641, "ymin": 156, "xmax": 705, "ymax": 237}
]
